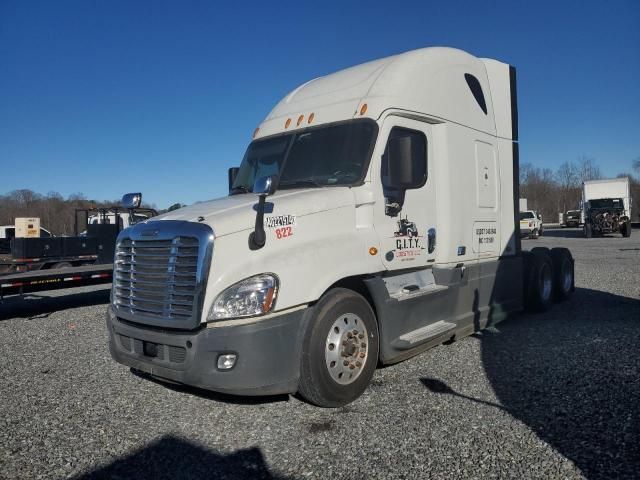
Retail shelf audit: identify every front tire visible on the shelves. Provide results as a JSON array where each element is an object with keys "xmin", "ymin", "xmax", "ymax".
[
  {"xmin": 584, "ymin": 223, "xmax": 593, "ymax": 238},
  {"xmin": 622, "ymin": 220, "xmax": 631, "ymax": 238},
  {"xmin": 298, "ymin": 288, "xmax": 379, "ymax": 407}
]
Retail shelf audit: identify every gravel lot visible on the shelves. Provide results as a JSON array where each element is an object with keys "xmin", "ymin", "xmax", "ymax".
[{"xmin": 1, "ymin": 228, "xmax": 638, "ymax": 479}]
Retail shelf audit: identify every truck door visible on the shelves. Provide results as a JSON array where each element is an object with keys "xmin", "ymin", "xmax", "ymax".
[{"xmin": 374, "ymin": 116, "xmax": 436, "ymax": 270}]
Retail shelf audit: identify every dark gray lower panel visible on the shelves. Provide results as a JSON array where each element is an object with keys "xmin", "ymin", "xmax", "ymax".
[
  {"xmin": 107, "ymin": 306, "xmax": 310, "ymax": 396},
  {"xmin": 365, "ymin": 256, "xmax": 524, "ymax": 365}
]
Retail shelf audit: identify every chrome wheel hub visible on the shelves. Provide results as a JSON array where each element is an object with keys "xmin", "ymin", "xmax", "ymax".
[{"xmin": 325, "ymin": 313, "xmax": 368, "ymax": 385}]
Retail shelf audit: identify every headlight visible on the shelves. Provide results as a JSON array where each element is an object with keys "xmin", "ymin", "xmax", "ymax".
[{"xmin": 208, "ymin": 273, "xmax": 278, "ymax": 321}]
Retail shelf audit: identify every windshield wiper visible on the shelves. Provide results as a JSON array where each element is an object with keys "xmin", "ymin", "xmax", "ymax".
[{"xmin": 278, "ymin": 179, "xmax": 321, "ymax": 189}]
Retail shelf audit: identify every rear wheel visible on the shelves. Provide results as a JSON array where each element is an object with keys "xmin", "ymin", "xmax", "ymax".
[
  {"xmin": 550, "ymin": 248, "xmax": 574, "ymax": 301},
  {"xmin": 524, "ymin": 249, "xmax": 554, "ymax": 312},
  {"xmin": 584, "ymin": 223, "xmax": 593, "ymax": 238},
  {"xmin": 298, "ymin": 288, "xmax": 379, "ymax": 407},
  {"xmin": 51, "ymin": 262, "xmax": 72, "ymax": 269},
  {"xmin": 621, "ymin": 221, "xmax": 631, "ymax": 238}
]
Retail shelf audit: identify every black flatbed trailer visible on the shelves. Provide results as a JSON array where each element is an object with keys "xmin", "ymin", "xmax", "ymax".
[{"xmin": 0, "ymin": 263, "xmax": 113, "ymax": 299}]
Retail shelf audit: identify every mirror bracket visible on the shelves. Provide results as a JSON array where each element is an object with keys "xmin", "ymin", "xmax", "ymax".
[{"xmin": 248, "ymin": 175, "xmax": 277, "ymax": 250}]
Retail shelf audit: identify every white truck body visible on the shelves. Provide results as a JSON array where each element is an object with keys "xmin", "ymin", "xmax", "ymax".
[
  {"xmin": 107, "ymin": 47, "xmax": 572, "ymax": 405},
  {"xmin": 581, "ymin": 177, "xmax": 632, "ymax": 237},
  {"xmin": 582, "ymin": 178, "xmax": 631, "ymax": 221},
  {"xmin": 519, "ymin": 198, "xmax": 527, "ymax": 211}
]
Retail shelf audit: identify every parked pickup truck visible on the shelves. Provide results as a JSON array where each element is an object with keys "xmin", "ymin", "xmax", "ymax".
[
  {"xmin": 519, "ymin": 210, "xmax": 543, "ymax": 239},
  {"xmin": 562, "ymin": 210, "xmax": 581, "ymax": 228},
  {"xmin": 107, "ymin": 47, "xmax": 575, "ymax": 407}
]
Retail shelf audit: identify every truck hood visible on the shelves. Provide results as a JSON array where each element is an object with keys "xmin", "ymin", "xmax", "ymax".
[{"xmin": 151, "ymin": 188, "xmax": 356, "ymax": 237}]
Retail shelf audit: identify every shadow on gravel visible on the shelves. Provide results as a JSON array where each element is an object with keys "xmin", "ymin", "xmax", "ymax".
[
  {"xmin": 73, "ymin": 434, "xmax": 293, "ymax": 480},
  {"xmin": 0, "ymin": 287, "xmax": 110, "ymax": 321},
  {"xmin": 422, "ymin": 288, "xmax": 640, "ymax": 479},
  {"xmin": 130, "ymin": 368, "xmax": 291, "ymax": 406}
]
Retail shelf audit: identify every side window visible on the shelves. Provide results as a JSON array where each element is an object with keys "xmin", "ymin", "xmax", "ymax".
[
  {"xmin": 381, "ymin": 127, "xmax": 427, "ymax": 190},
  {"xmin": 464, "ymin": 73, "xmax": 487, "ymax": 115}
]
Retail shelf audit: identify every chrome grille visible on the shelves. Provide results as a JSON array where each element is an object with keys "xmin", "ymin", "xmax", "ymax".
[{"xmin": 114, "ymin": 236, "xmax": 200, "ymax": 321}]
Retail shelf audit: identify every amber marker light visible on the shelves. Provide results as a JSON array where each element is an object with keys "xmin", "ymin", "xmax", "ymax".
[
  {"xmin": 308, "ymin": 112, "xmax": 315, "ymax": 124},
  {"xmin": 297, "ymin": 114, "xmax": 304, "ymax": 126},
  {"xmin": 360, "ymin": 103, "xmax": 368, "ymax": 115},
  {"xmin": 253, "ymin": 128, "xmax": 260, "ymax": 138},
  {"xmin": 369, "ymin": 247, "xmax": 378, "ymax": 256},
  {"xmin": 285, "ymin": 118, "xmax": 292, "ymax": 128}
]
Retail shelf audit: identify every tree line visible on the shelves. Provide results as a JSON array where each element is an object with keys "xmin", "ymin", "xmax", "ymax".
[
  {"xmin": 520, "ymin": 156, "xmax": 640, "ymax": 223},
  {"xmin": 0, "ymin": 190, "xmax": 157, "ymax": 236},
  {"xmin": 1, "ymin": 156, "xmax": 638, "ymax": 234}
]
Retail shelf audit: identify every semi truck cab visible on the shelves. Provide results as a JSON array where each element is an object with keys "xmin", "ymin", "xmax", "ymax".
[{"xmin": 107, "ymin": 47, "xmax": 574, "ymax": 407}]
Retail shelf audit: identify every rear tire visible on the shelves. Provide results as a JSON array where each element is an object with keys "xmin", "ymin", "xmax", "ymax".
[
  {"xmin": 524, "ymin": 249, "xmax": 554, "ymax": 312},
  {"xmin": 549, "ymin": 248, "xmax": 574, "ymax": 301},
  {"xmin": 298, "ymin": 288, "xmax": 379, "ymax": 408},
  {"xmin": 622, "ymin": 221, "xmax": 631, "ymax": 238},
  {"xmin": 584, "ymin": 223, "xmax": 593, "ymax": 238},
  {"xmin": 51, "ymin": 262, "xmax": 72, "ymax": 269}
]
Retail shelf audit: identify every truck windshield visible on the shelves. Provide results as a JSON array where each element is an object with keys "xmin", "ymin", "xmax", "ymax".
[
  {"xmin": 231, "ymin": 120, "xmax": 377, "ymax": 193},
  {"xmin": 519, "ymin": 212, "xmax": 535, "ymax": 220},
  {"xmin": 589, "ymin": 198, "xmax": 623, "ymax": 209}
]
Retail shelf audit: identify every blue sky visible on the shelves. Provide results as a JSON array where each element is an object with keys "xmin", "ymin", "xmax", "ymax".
[{"xmin": 1, "ymin": 0, "xmax": 639, "ymax": 208}]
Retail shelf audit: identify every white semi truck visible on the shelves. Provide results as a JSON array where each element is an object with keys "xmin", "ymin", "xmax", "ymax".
[
  {"xmin": 107, "ymin": 47, "xmax": 575, "ymax": 407},
  {"xmin": 582, "ymin": 177, "xmax": 632, "ymax": 238}
]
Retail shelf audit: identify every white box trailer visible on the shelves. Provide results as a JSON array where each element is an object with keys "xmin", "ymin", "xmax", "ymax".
[
  {"xmin": 519, "ymin": 198, "xmax": 527, "ymax": 211},
  {"xmin": 582, "ymin": 177, "xmax": 631, "ymax": 237},
  {"xmin": 107, "ymin": 47, "xmax": 575, "ymax": 407}
]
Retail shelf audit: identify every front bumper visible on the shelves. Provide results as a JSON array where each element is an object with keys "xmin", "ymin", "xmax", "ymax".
[{"xmin": 107, "ymin": 306, "xmax": 308, "ymax": 396}]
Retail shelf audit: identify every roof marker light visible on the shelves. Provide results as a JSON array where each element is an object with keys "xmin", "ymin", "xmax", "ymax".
[
  {"xmin": 285, "ymin": 118, "xmax": 292, "ymax": 129},
  {"xmin": 308, "ymin": 112, "xmax": 315, "ymax": 124},
  {"xmin": 360, "ymin": 103, "xmax": 368, "ymax": 115},
  {"xmin": 297, "ymin": 115, "xmax": 304, "ymax": 126}
]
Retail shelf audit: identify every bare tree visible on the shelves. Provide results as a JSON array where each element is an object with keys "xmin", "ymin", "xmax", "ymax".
[{"xmin": 577, "ymin": 155, "xmax": 601, "ymax": 182}]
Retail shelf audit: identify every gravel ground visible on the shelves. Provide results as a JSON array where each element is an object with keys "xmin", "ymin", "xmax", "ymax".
[{"xmin": 0, "ymin": 228, "xmax": 638, "ymax": 479}]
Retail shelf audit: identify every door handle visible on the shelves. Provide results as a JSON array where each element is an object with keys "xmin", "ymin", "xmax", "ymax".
[{"xmin": 427, "ymin": 228, "xmax": 436, "ymax": 254}]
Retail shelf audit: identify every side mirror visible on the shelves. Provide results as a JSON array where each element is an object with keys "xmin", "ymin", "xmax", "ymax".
[
  {"xmin": 122, "ymin": 192, "xmax": 142, "ymax": 209},
  {"xmin": 248, "ymin": 175, "xmax": 278, "ymax": 250},
  {"xmin": 387, "ymin": 136, "xmax": 415, "ymax": 188},
  {"xmin": 228, "ymin": 167, "xmax": 240, "ymax": 194},
  {"xmin": 253, "ymin": 175, "xmax": 277, "ymax": 196}
]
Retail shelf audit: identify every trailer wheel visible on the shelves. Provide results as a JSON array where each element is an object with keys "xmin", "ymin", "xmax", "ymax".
[
  {"xmin": 584, "ymin": 223, "xmax": 593, "ymax": 238},
  {"xmin": 524, "ymin": 249, "xmax": 554, "ymax": 312},
  {"xmin": 51, "ymin": 262, "xmax": 72, "ymax": 269},
  {"xmin": 298, "ymin": 288, "xmax": 379, "ymax": 408},
  {"xmin": 622, "ymin": 221, "xmax": 631, "ymax": 238},
  {"xmin": 550, "ymin": 248, "xmax": 574, "ymax": 301}
]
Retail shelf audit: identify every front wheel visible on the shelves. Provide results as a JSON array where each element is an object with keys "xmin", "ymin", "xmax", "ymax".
[
  {"xmin": 621, "ymin": 220, "xmax": 631, "ymax": 238},
  {"xmin": 298, "ymin": 288, "xmax": 379, "ymax": 407}
]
